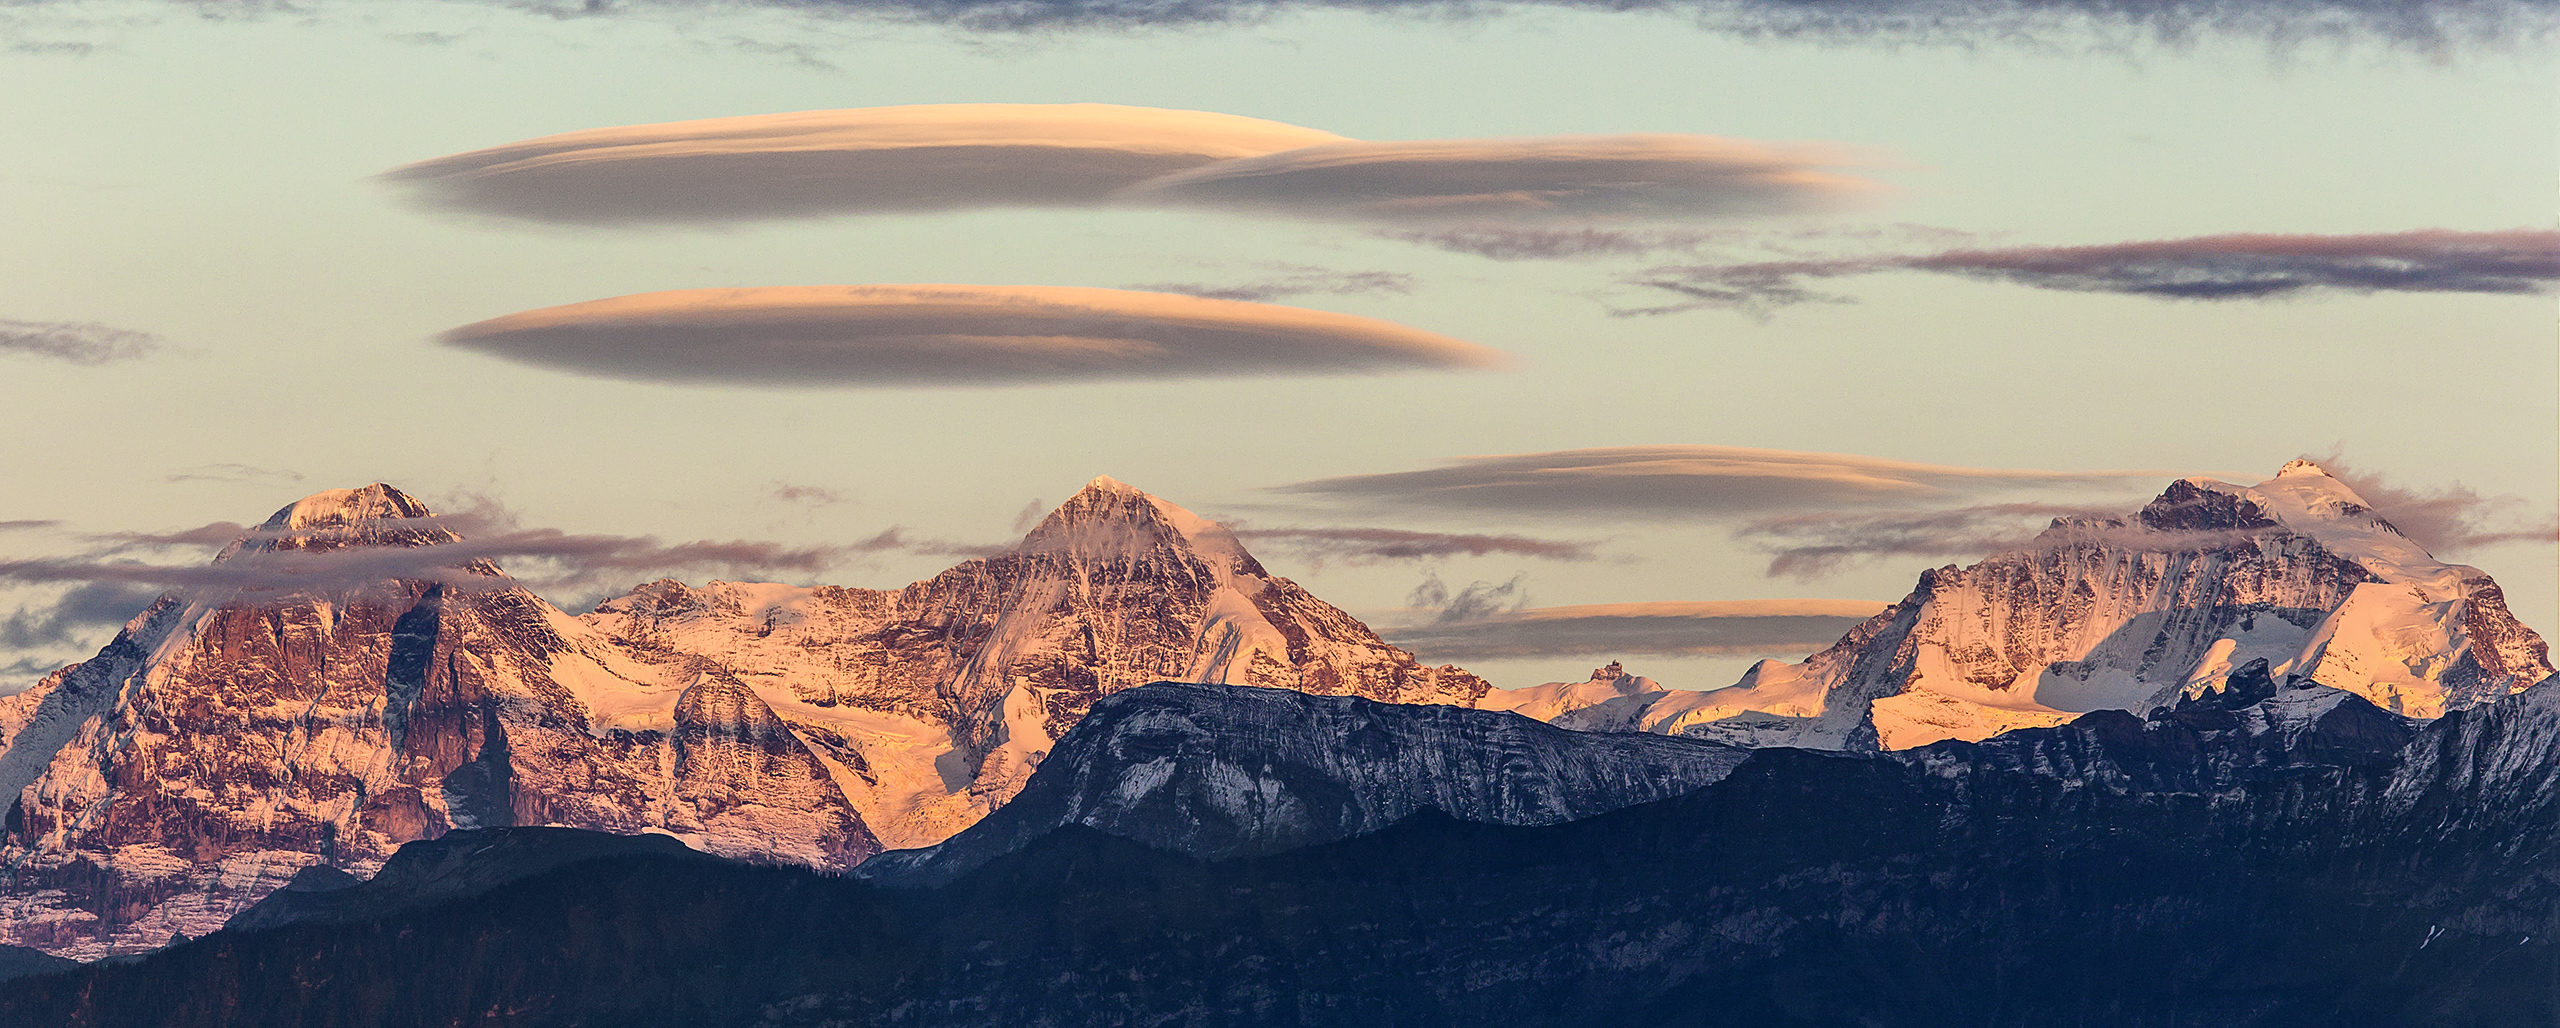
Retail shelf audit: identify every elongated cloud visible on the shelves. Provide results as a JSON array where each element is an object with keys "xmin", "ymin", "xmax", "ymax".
[
  {"xmin": 1386, "ymin": 599, "xmax": 1886, "ymax": 660},
  {"xmin": 1279, "ymin": 446, "xmax": 2162, "ymax": 519},
  {"xmin": 1124, "ymin": 264, "xmax": 1414, "ymax": 303},
  {"xmin": 440, "ymin": 285, "xmax": 1505, "ymax": 386},
  {"xmin": 384, "ymin": 104, "xmax": 1349, "ymax": 226},
  {"xmin": 1738, "ymin": 502, "xmax": 2124, "ymax": 578},
  {"xmin": 476, "ymin": 0, "xmax": 2550, "ymax": 47},
  {"xmin": 1234, "ymin": 526, "xmax": 1597, "ymax": 563},
  {"xmin": 1, "ymin": 319, "xmax": 160, "ymax": 364},
  {"xmin": 1633, "ymin": 229, "xmax": 2560, "ymax": 313},
  {"xmin": 1119, "ymin": 136, "xmax": 1879, "ymax": 223}
]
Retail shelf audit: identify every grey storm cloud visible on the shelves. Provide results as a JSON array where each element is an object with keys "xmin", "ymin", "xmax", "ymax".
[
  {"xmin": 1277, "ymin": 446, "xmax": 2164, "ymax": 520},
  {"xmin": 1123, "ymin": 265, "xmax": 1415, "ymax": 304},
  {"xmin": 382, "ymin": 104, "xmax": 1349, "ymax": 226},
  {"xmin": 0, "ymin": 319, "xmax": 161, "ymax": 364},
  {"xmin": 1233, "ymin": 526, "xmax": 1597, "ymax": 563},
  {"xmin": 438, "ymin": 284, "xmax": 1505, "ymax": 387},
  {"xmin": 1116, "ymin": 136, "xmax": 1880, "ymax": 224},
  {"xmin": 1386, "ymin": 598, "xmax": 1886, "ymax": 661},
  {"xmin": 1631, "ymin": 229, "xmax": 2560, "ymax": 313}
]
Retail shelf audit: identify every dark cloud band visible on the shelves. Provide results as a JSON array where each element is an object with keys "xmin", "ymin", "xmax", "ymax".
[
  {"xmin": 440, "ymin": 284, "xmax": 1505, "ymax": 387},
  {"xmin": 0, "ymin": 319, "xmax": 160, "ymax": 364},
  {"xmin": 1633, "ymin": 229, "xmax": 2560, "ymax": 312}
]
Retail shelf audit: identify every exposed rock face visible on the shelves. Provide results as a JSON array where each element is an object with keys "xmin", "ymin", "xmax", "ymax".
[
  {"xmin": 10, "ymin": 666, "xmax": 2551, "ymax": 1028},
  {"xmin": 0, "ymin": 486, "xmax": 875, "ymax": 959},
  {"xmin": 1591, "ymin": 461, "xmax": 2552, "ymax": 750},
  {"xmin": 0, "ymin": 478, "xmax": 1488, "ymax": 957},
  {"xmin": 579, "ymin": 476, "xmax": 1490, "ymax": 848},
  {"xmin": 860, "ymin": 682, "xmax": 1748, "ymax": 884}
]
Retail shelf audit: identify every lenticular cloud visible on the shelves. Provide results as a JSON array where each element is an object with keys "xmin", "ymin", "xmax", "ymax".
[
  {"xmin": 383, "ymin": 104, "xmax": 1350, "ymax": 225},
  {"xmin": 1119, "ymin": 135, "xmax": 1881, "ymax": 223},
  {"xmin": 385, "ymin": 104, "xmax": 1883, "ymax": 228},
  {"xmin": 438, "ymin": 285, "xmax": 1508, "ymax": 386}
]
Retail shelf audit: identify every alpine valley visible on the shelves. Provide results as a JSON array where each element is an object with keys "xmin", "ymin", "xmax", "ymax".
[{"xmin": 0, "ymin": 462, "xmax": 2551, "ymax": 1027}]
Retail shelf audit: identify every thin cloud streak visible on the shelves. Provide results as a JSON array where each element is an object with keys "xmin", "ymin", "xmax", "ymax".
[
  {"xmin": 384, "ymin": 104, "xmax": 1348, "ymax": 226},
  {"xmin": 1118, "ymin": 135, "xmax": 1881, "ymax": 224},
  {"xmin": 1631, "ymin": 229, "xmax": 2560, "ymax": 314},
  {"xmin": 1277, "ymin": 446, "xmax": 2166, "ymax": 520},
  {"xmin": 492, "ymin": 0, "xmax": 2553, "ymax": 47},
  {"xmin": 2317, "ymin": 453, "xmax": 2560, "ymax": 553},
  {"xmin": 1124, "ymin": 265, "xmax": 1415, "ymax": 303},
  {"xmin": 440, "ymin": 284, "xmax": 1506, "ymax": 387},
  {"xmin": 1386, "ymin": 598, "xmax": 1887, "ymax": 660},
  {"xmin": 1235, "ymin": 526, "xmax": 1597, "ymax": 563},
  {"xmin": 0, "ymin": 319, "xmax": 160, "ymax": 364}
]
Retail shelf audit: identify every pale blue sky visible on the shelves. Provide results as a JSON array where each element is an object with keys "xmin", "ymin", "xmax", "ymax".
[{"xmin": 2, "ymin": 2, "xmax": 2552, "ymax": 688}]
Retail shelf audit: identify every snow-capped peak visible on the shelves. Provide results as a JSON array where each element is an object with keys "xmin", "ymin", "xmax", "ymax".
[
  {"xmin": 2276, "ymin": 458, "xmax": 2330, "ymax": 479},
  {"xmin": 267, "ymin": 483, "xmax": 435, "ymax": 532}
]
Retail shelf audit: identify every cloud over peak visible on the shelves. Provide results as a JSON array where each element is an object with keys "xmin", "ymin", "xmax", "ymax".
[{"xmin": 439, "ymin": 284, "xmax": 1506, "ymax": 386}]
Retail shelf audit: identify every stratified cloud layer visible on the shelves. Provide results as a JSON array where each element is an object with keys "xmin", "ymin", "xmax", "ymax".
[
  {"xmin": 493, "ymin": 0, "xmax": 2551, "ymax": 46},
  {"xmin": 1119, "ymin": 136, "xmax": 1878, "ymax": 223},
  {"xmin": 1386, "ymin": 599, "xmax": 1885, "ymax": 660},
  {"xmin": 1234, "ymin": 526, "xmax": 1596, "ymax": 563},
  {"xmin": 384, "ymin": 104, "xmax": 1348, "ymax": 225},
  {"xmin": 440, "ymin": 285, "xmax": 1506, "ymax": 386},
  {"xmin": 1, "ymin": 319, "xmax": 160, "ymax": 364},
  {"xmin": 1634, "ymin": 229, "xmax": 2560, "ymax": 312},
  {"xmin": 1279, "ymin": 446, "xmax": 2161, "ymax": 518}
]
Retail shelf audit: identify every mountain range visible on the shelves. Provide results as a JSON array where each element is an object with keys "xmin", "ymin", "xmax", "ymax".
[{"xmin": 0, "ymin": 460, "xmax": 2545, "ymax": 964}]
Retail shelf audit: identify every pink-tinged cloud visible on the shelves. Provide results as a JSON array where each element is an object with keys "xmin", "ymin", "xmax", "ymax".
[
  {"xmin": 383, "ymin": 104, "xmax": 1349, "ymax": 225},
  {"xmin": 1233, "ymin": 526, "xmax": 1597, "ymax": 563},
  {"xmin": 439, "ymin": 285, "xmax": 1506, "ymax": 386},
  {"xmin": 1386, "ymin": 598, "xmax": 1888, "ymax": 660},
  {"xmin": 1632, "ymin": 228, "xmax": 2560, "ymax": 313},
  {"xmin": 1279, "ymin": 445, "xmax": 2165, "ymax": 519},
  {"xmin": 1121, "ymin": 135, "xmax": 1882, "ymax": 223}
]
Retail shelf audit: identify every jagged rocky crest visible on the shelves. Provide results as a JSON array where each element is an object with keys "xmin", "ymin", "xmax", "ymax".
[
  {"xmin": 0, "ymin": 478, "xmax": 1488, "ymax": 957},
  {"xmin": 1575, "ymin": 460, "xmax": 2552, "ymax": 751},
  {"xmin": 860, "ymin": 682, "xmax": 1749, "ymax": 884}
]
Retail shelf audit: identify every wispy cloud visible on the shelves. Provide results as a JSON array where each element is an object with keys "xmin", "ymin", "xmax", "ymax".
[
  {"xmin": 440, "ymin": 284, "xmax": 1506, "ymax": 387},
  {"xmin": 1630, "ymin": 229, "xmax": 2560, "ymax": 314},
  {"xmin": 1118, "ymin": 135, "xmax": 1880, "ymax": 224},
  {"xmin": 772, "ymin": 483, "xmax": 850, "ymax": 506},
  {"xmin": 0, "ymin": 581, "xmax": 163, "ymax": 652},
  {"xmin": 1124, "ymin": 264, "xmax": 1415, "ymax": 303},
  {"xmin": 1737, "ymin": 502, "xmax": 2126, "ymax": 578},
  {"xmin": 488, "ymin": 0, "xmax": 2552, "ymax": 48},
  {"xmin": 164, "ymin": 463, "xmax": 305, "ymax": 485},
  {"xmin": 1386, "ymin": 596, "xmax": 1886, "ymax": 661},
  {"xmin": 1234, "ymin": 526, "xmax": 1597, "ymax": 564},
  {"xmin": 1277, "ymin": 445, "xmax": 2164, "ymax": 520},
  {"xmin": 0, "ymin": 319, "xmax": 160, "ymax": 364},
  {"xmin": 2316, "ymin": 453, "xmax": 2560, "ymax": 553},
  {"xmin": 384, "ymin": 104, "xmax": 1346, "ymax": 226}
]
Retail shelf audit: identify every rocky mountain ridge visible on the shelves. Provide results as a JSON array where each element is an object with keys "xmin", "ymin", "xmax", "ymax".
[{"xmin": 1575, "ymin": 460, "xmax": 2551, "ymax": 750}]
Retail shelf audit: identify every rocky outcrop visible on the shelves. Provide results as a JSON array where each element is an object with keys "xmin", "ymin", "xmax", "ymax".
[
  {"xmin": 579, "ymin": 476, "xmax": 1490, "ymax": 848},
  {"xmin": 0, "ymin": 486, "xmax": 875, "ymax": 959},
  {"xmin": 1596, "ymin": 461, "xmax": 2552, "ymax": 750},
  {"xmin": 860, "ymin": 682, "xmax": 1749, "ymax": 884}
]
